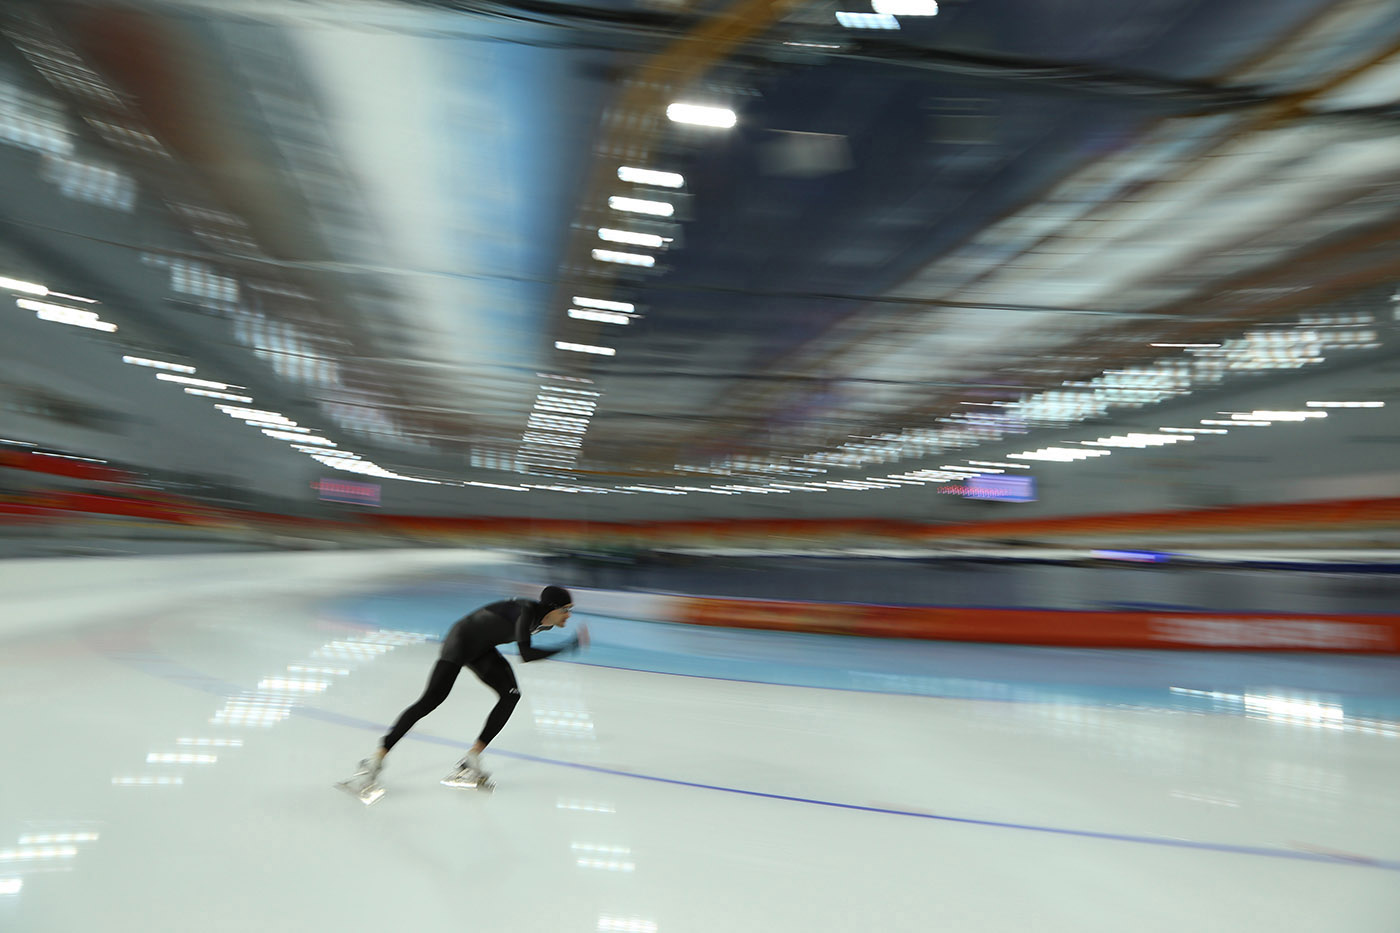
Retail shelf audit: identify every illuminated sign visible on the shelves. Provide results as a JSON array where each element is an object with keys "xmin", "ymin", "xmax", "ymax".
[
  {"xmin": 313, "ymin": 478, "xmax": 381, "ymax": 507},
  {"xmin": 938, "ymin": 474, "xmax": 1035, "ymax": 502}
]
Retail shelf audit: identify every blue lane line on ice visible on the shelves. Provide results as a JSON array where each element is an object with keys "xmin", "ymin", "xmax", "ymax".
[
  {"xmin": 96, "ymin": 642, "xmax": 1400, "ymax": 874},
  {"xmin": 295, "ymin": 703, "xmax": 1400, "ymax": 871}
]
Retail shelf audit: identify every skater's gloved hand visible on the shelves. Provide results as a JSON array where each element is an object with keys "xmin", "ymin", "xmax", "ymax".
[{"xmin": 574, "ymin": 623, "xmax": 590, "ymax": 652}]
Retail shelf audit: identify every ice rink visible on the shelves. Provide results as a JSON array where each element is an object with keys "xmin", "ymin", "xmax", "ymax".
[{"xmin": 2, "ymin": 550, "xmax": 1398, "ymax": 932}]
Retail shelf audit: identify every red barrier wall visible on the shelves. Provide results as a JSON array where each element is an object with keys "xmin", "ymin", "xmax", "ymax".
[{"xmin": 673, "ymin": 597, "xmax": 1400, "ymax": 652}]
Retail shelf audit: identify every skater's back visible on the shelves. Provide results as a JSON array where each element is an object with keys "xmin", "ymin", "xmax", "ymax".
[{"xmin": 441, "ymin": 597, "xmax": 569, "ymax": 663}]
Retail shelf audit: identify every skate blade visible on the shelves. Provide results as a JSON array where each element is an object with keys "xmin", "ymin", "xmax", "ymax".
[
  {"xmin": 441, "ymin": 776, "xmax": 493, "ymax": 792},
  {"xmin": 335, "ymin": 780, "xmax": 385, "ymax": 806}
]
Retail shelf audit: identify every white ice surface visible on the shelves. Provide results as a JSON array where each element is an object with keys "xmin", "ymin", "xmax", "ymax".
[{"xmin": 1, "ymin": 550, "xmax": 1397, "ymax": 932}]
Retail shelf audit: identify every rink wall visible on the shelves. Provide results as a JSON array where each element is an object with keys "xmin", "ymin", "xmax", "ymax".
[
  {"xmin": 550, "ymin": 586, "xmax": 1400, "ymax": 653},
  {"xmin": 3, "ymin": 550, "xmax": 1397, "ymax": 653},
  {"xmin": 0, "ymin": 549, "xmax": 512, "ymax": 641}
]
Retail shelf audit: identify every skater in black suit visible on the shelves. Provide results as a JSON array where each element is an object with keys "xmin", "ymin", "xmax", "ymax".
[{"xmin": 350, "ymin": 585, "xmax": 584, "ymax": 788}]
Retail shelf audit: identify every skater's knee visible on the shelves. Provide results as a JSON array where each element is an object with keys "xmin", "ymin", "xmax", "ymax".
[{"xmin": 502, "ymin": 686, "xmax": 521, "ymax": 708}]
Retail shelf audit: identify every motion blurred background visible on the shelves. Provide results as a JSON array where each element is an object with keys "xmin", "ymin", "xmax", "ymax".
[
  {"xmin": 3, "ymin": 2, "xmax": 1400, "ymax": 929},
  {"xmin": 4, "ymin": 0, "xmax": 1400, "ymax": 557}
]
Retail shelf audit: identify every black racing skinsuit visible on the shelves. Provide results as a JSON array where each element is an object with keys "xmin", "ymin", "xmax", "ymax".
[{"xmin": 381, "ymin": 599, "xmax": 572, "ymax": 752}]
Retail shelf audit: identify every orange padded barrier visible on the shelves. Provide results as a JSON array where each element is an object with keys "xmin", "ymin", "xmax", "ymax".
[{"xmin": 673, "ymin": 597, "xmax": 1400, "ymax": 652}]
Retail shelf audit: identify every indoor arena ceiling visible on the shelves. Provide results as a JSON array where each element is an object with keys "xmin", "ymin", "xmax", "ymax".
[{"xmin": 2, "ymin": 0, "xmax": 1400, "ymax": 506}]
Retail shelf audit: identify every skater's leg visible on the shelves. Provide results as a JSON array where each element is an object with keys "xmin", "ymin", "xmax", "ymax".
[
  {"xmin": 467, "ymin": 649, "xmax": 520, "ymax": 749},
  {"xmin": 380, "ymin": 659, "xmax": 460, "ymax": 753}
]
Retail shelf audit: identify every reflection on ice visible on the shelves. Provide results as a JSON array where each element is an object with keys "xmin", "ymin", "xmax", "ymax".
[
  {"xmin": 598, "ymin": 919, "xmax": 657, "ymax": 933},
  {"xmin": 557, "ymin": 799, "xmax": 616, "ymax": 813},
  {"xmin": 1169, "ymin": 687, "xmax": 1399, "ymax": 735}
]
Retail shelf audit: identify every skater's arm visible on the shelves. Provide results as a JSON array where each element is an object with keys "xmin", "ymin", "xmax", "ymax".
[{"xmin": 514, "ymin": 606, "xmax": 574, "ymax": 661}]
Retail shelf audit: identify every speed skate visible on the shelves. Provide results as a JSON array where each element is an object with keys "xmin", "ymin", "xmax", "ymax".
[
  {"xmin": 335, "ymin": 758, "xmax": 386, "ymax": 805},
  {"xmin": 441, "ymin": 764, "xmax": 494, "ymax": 793}
]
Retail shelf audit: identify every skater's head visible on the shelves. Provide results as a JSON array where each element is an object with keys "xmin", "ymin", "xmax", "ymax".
[
  {"xmin": 538, "ymin": 585, "xmax": 573, "ymax": 629},
  {"xmin": 540, "ymin": 585, "xmax": 572, "ymax": 611}
]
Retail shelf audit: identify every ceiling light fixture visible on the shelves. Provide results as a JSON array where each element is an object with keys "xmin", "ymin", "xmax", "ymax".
[
  {"xmin": 157, "ymin": 373, "xmax": 235, "ymax": 390},
  {"xmin": 568, "ymin": 308, "xmax": 631, "ymax": 325},
  {"xmin": 665, "ymin": 103, "xmax": 737, "ymax": 128},
  {"xmin": 598, "ymin": 228, "xmax": 666, "ymax": 248},
  {"xmin": 835, "ymin": 11, "xmax": 900, "ymax": 28},
  {"xmin": 617, "ymin": 166, "xmax": 684, "ymax": 188},
  {"xmin": 184, "ymin": 388, "xmax": 253, "ymax": 402},
  {"xmin": 572, "ymin": 297, "xmax": 634, "ymax": 313},
  {"xmin": 591, "ymin": 249, "xmax": 655, "ymax": 267},
  {"xmin": 607, "ymin": 197, "xmax": 674, "ymax": 217},
  {"xmin": 871, "ymin": 0, "xmax": 937, "ymax": 14},
  {"xmin": 123, "ymin": 355, "xmax": 195, "ymax": 373},
  {"xmin": 555, "ymin": 341, "xmax": 616, "ymax": 356},
  {"xmin": 1306, "ymin": 400, "xmax": 1384, "ymax": 408},
  {"xmin": 0, "ymin": 276, "xmax": 48, "ymax": 296},
  {"xmin": 18, "ymin": 298, "xmax": 116, "ymax": 332}
]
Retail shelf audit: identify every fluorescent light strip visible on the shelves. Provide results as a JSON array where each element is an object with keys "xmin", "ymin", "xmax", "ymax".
[
  {"xmin": 247, "ymin": 420, "xmax": 308, "ymax": 432},
  {"xmin": 592, "ymin": 249, "xmax": 655, "ymax": 267},
  {"xmin": 872, "ymin": 0, "xmax": 937, "ymax": 13},
  {"xmin": 556, "ymin": 341, "xmax": 616, "ymax": 356},
  {"xmin": 48, "ymin": 291, "xmax": 97, "ymax": 304},
  {"xmin": 540, "ymin": 385, "xmax": 601, "ymax": 397},
  {"xmin": 538, "ymin": 372, "xmax": 596, "ymax": 384},
  {"xmin": 532, "ymin": 415, "xmax": 593, "ymax": 425},
  {"xmin": 123, "ymin": 356, "xmax": 195, "ymax": 373},
  {"xmin": 569, "ymin": 308, "xmax": 631, "ymax": 325},
  {"xmin": 535, "ymin": 400, "xmax": 596, "ymax": 413},
  {"xmin": 573, "ymin": 297, "xmax": 634, "ymax": 313},
  {"xmin": 19, "ymin": 298, "xmax": 116, "ymax": 332},
  {"xmin": 529, "ymin": 421, "xmax": 587, "ymax": 434},
  {"xmin": 617, "ymin": 166, "xmax": 683, "ymax": 188},
  {"xmin": 835, "ymin": 11, "xmax": 900, "ymax": 28},
  {"xmin": 598, "ymin": 228, "xmax": 666, "ymax": 248},
  {"xmin": 186, "ymin": 388, "xmax": 253, "ymax": 402},
  {"xmin": 608, "ymin": 197, "xmax": 673, "ymax": 217},
  {"xmin": 1234, "ymin": 410, "xmax": 1326, "ymax": 421},
  {"xmin": 531, "ymin": 416, "xmax": 592, "ymax": 427},
  {"xmin": 536, "ymin": 391, "xmax": 596, "ymax": 403},
  {"xmin": 265, "ymin": 429, "xmax": 334, "ymax": 445},
  {"xmin": 1307, "ymin": 400, "xmax": 1384, "ymax": 408},
  {"xmin": 216, "ymin": 406, "xmax": 293, "ymax": 423},
  {"xmin": 0, "ymin": 276, "xmax": 48, "ymax": 296},
  {"xmin": 157, "ymin": 373, "xmax": 234, "ymax": 390},
  {"xmin": 666, "ymin": 103, "xmax": 737, "ymax": 128},
  {"xmin": 295, "ymin": 446, "xmax": 356, "ymax": 457},
  {"xmin": 531, "ymin": 409, "xmax": 592, "ymax": 421}
]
